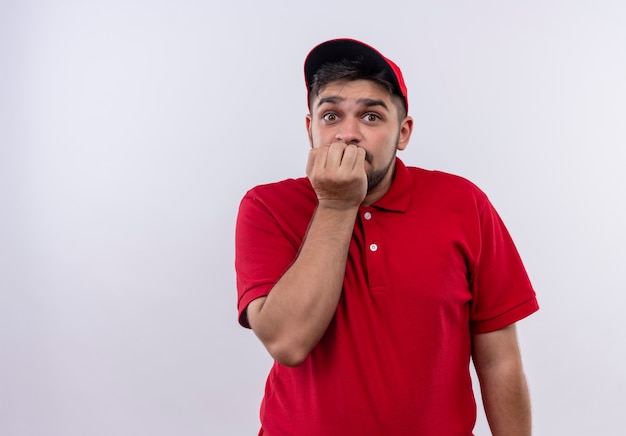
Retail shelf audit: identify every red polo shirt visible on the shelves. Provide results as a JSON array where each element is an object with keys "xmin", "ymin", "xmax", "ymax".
[{"xmin": 235, "ymin": 158, "xmax": 538, "ymax": 436}]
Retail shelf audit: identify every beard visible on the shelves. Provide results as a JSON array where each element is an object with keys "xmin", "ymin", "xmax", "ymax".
[
  {"xmin": 365, "ymin": 133, "xmax": 400, "ymax": 192},
  {"xmin": 366, "ymin": 151, "xmax": 397, "ymax": 192}
]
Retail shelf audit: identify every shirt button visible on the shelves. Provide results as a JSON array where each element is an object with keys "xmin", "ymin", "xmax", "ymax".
[
  {"xmin": 369, "ymin": 243, "xmax": 378, "ymax": 252},
  {"xmin": 364, "ymin": 211, "xmax": 372, "ymax": 220}
]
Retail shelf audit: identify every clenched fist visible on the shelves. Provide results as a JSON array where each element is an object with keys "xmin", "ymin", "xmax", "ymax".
[{"xmin": 306, "ymin": 142, "xmax": 367, "ymax": 209}]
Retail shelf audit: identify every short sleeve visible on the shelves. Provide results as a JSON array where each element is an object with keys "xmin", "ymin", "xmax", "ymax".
[
  {"xmin": 235, "ymin": 181, "xmax": 316, "ymax": 328},
  {"xmin": 469, "ymin": 200, "xmax": 539, "ymax": 333}
]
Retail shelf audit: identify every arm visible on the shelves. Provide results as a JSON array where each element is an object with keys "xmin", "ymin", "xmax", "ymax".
[
  {"xmin": 246, "ymin": 143, "xmax": 367, "ymax": 367},
  {"xmin": 472, "ymin": 324, "xmax": 532, "ymax": 436}
]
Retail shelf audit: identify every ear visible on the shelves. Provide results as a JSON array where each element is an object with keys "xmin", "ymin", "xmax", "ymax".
[
  {"xmin": 396, "ymin": 116, "xmax": 414, "ymax": 151},
  {"xmin": 305, "ymin": 114, "xmax": 314, "ymax": 148}
]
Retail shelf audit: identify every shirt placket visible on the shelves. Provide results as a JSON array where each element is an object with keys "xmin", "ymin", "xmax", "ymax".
[{"xmin": 360, "ymin": 207, "xmax": 387, "ymax": 293}]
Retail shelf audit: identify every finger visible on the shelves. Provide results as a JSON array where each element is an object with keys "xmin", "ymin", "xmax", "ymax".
[
  {"xmin": 305, "ymin": 148, "xmax": 316, "ymax": 177},
  {"xmin": 352, "ymin": 146, "xmax": 366, "ymax": 171},
  {"xmin": 325, "ymin": 142, "xmax": 346, "ymax": 169},
  {"xmin": 308, "ymin": 143, "xmax": 334, "ymax": 178},
  {"xmin": 339, "ymin": 144, "xmax": 366, "ymax": 172},
  {"xmin": 306, "ymin": 145, "xmax": 328, "ymax": 176},
  {"xmin": 339, "ymin": 144, "xmax": 359, "ymax": 169}
]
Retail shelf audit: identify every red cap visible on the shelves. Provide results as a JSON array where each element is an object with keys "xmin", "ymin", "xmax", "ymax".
[{"xmin": 304, "ymin": 38, "xmax": 408, "ymax": 112}]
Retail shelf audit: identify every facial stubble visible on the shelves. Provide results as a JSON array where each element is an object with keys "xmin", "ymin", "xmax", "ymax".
[{"xmin": 365, "ymin": 133, "xmax": 400, "ymax": 192}]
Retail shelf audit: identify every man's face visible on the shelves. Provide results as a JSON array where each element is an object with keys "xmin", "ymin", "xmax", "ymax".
[{"xmin": 306, "ymin": 79, "xmax": 412, "ymax": 197}]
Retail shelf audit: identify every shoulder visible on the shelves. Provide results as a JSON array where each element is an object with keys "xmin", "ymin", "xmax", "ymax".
[
  {"xmin": 243, "ymin": 177, "xmax": 314, "ymax": 202},
  {"xmin": 239, "ymin": 177, "xmax": 317, "ymax": 217},
  {"xmin": 404, "ymin": 165, "xmax": 490, "ymax": 206},
  {"xmin": 406, "ymin": 165, "xmax": 483, "ymax": 190}
]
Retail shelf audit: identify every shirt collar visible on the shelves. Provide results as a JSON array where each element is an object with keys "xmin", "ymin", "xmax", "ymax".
[{"xmin": 370, "ymin": 157, "xmax": 412, "ymax": 212}]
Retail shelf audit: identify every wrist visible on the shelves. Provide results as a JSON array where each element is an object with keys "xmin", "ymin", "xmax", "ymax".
[{"xmin": 316, "ymin": 198, "xmax": 361, "ymax": 212}]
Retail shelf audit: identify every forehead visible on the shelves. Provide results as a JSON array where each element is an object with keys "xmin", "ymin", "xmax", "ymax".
[{"xmin": 313, "ymin": 79, "xmax": 394, "ymax": 107}]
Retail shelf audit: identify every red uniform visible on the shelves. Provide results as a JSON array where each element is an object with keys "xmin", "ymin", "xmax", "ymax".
[{"xmin": 236, "ymin": 158, "xmax": 539, "ymax": 435}]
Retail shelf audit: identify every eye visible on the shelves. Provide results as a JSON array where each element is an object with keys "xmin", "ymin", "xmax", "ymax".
[
  {"xmin": 322, "ymin": 112, "xmax": 338, "ymax": 122},
  {"xmin": 363, "ymin": 113, "xmax": 380, "ymax": 122}
]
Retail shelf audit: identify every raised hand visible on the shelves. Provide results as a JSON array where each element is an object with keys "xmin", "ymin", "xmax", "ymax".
[{"xmin": 306, "ymin": 142, "xmax": 368, "ymax": 209}]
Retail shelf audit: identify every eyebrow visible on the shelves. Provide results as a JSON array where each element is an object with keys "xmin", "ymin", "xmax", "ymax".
[{"xmin": 316, "ymin": 96, "xmax": 389, "ymax": 110}]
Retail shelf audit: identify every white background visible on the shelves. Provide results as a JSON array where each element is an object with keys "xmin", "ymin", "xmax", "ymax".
[{"xmin": 1, "ymin": 1, "xmax": 625, "ymax": 435}]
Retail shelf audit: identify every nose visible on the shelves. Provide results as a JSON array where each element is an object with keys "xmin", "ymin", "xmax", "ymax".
[{"xmin": 335, "ymin": 116, "xmax": 362, "ymax": 144}]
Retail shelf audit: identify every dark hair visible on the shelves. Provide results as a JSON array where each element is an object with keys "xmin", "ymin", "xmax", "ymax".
[{"xmin": 307, "ymin": 58, "xmax": 407, "ymax": 119}]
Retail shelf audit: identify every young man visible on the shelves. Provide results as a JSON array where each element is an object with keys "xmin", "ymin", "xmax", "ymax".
[{"xmin": 235, "ymin": 38, "xmax": 539, "ymax": 436}]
